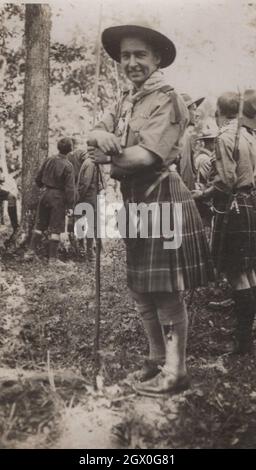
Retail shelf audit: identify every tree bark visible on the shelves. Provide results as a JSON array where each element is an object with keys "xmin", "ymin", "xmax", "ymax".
[{"xmin": 22, "ymin": 4, "xmax": 51, "ymax": 235}]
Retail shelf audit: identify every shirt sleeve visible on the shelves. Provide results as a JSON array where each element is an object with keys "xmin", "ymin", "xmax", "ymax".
[
  {"xmin": 64, "ymin": 163, "xmax": 75, "ymax": 208},
  {"xmin": 214, "ymin": 133, "xmax": 237, "ymax": 191},
  {"xmin": 248, "ymin": 134, "xmax": 256, "ymax": 182},
  {"xmin": 35, "ymin": 160, "xmax": 47, "ymax": 187},
  {"xmin": 130, "ymin": 92, "xmax": 188, "ymax": 165}
]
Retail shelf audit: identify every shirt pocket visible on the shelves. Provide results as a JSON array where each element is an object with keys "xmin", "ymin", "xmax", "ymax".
[{"xmin": 128, "ymin": 115, "xmax": 149, "ymax": 146}]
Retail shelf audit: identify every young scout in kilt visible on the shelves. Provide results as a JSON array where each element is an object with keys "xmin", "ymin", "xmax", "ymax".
[
  {"xmin": 25, "ymin": 138, "xmax": 75, "ymax": 264},
  {"xmin": 88, "ymin": 24, "xmax": 214, "ymax": 396},
  {"xmin": 193, "ymin": 92, "xmax": 256, "ymax": 354}
]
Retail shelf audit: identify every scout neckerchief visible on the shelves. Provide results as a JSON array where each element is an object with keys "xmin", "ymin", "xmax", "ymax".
[{"xmin": 117, "ymin": 69, "xmax": 169, "ymax": 147}]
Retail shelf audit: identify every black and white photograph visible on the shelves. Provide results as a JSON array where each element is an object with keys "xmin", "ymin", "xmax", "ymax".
[{"xmin": 0, "ymin": 0, "xmax": 255, "ymax": 453}]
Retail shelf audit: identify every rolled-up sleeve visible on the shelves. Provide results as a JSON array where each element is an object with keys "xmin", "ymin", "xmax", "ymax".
[{"xmin": 130, "ymin": 93, "xmax": 187, "ymax": 165}]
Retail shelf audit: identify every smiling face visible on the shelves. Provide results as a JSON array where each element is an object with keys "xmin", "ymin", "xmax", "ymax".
[{"xmin": 120, "ymin": 36, "xmax": 161, "ymax": 88}]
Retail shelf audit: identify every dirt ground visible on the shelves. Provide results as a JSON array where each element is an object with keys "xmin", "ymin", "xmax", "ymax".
[{"xmin": 0, "ymin": 238, "xmax": 255, "ymax": 449}]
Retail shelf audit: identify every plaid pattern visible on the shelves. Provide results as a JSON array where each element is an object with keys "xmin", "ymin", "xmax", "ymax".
[
  {"xmin": 123, "ymin": 171, "xmax": 214, "ymax": 293},
  {"xmin": 211, "ymin": 189, "xmax": 256, "ymax": 275}
]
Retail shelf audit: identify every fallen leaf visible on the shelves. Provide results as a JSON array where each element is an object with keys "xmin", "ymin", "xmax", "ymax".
[{"xmin": 231, "ymin": 437, "xmax": 239, "ymax": 446}]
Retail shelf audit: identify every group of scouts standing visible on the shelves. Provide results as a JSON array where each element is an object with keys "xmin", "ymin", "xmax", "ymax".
[
  {"xmin": 25, "ymin": 137, "xmax": 98, "ymax": 264},
  {"xmin": 24, "ymin": 22, "xmax": 256, "ymax": 397}
]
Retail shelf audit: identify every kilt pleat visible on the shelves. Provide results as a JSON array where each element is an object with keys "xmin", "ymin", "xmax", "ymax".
[
  {"xmin": 125, "ymin": 171, "xmax": 214, "ymax": 293},
  {"xmin": 211, "ymin": 191, "xmax": 256, "ymax": 274}
]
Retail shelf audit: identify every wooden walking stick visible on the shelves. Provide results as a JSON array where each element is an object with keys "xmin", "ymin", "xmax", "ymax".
[
  {"xmin": 234, "ymin": 88, "xmax": 244, "ymax": 161},
  {"xmin": 92, "ymin": 2, "xmax": 103, "ymax": 391}
]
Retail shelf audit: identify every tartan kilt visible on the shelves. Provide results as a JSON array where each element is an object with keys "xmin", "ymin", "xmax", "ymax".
[
  {"xmin": 124, "ymin": 171, "xmax": 214, "ymax": 293},
  {"xmin": 211, "ymin": 190, "xmax": 256, "ymax": 275}
]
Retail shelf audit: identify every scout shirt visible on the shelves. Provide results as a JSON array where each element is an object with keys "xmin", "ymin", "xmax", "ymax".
[
  {"xmin": 77, "ymin": 155, "xmax": 105, "ymax": 207},
  {"xmin": 94, "ymin": 87, "xmax": 188, "ymax": 204},
  {"xmin": 242, "ymin": 126, "xmax": 256, "ymax": 185},
  {"xmin": 35, "ymin": 154, "xmax": 75, "ymax": 209},
  {"xmin": 67, "ymin": 149, "xmax": 87, "ymax": 184},
  {"xmin": 214, "ymin": 120, "xmax": 256, "ymax": 194},
  {"xmin": 179, "ymin": 126, "xmax": 197, "ymax": 191}
]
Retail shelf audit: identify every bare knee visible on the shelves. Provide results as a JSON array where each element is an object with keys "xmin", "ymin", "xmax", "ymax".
[
  {"xmin": 50, "ymin": 233, "xmax": 60, "ymax": 241},
  {"xmin": 130, "ymin": 291, "xmax": 157, "ymax": 321}
]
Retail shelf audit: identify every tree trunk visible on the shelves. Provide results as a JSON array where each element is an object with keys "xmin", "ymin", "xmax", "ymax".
[
  {"xmin": 0, "ymin": 367, "xmax": 87, "ymax": 402},
  {"xmin": 22, "ymin": 4, "xmax": 51, "ymax": 237}
]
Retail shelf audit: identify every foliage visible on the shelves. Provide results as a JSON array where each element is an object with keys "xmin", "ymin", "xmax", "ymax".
[
  {"xmin": 0, "ymin": 242, "xmax": 256, "ymax": 449},
  {"xmin": 1, "ymin": 6, "xmax": 123, "ymax": 166},
  {"xmin": 0, "ymin": 5, "xmax": 25, "ymax": 157},
  {"xmin": 51, "ymin": 42, "xmax": 121, "ymax": 112}
]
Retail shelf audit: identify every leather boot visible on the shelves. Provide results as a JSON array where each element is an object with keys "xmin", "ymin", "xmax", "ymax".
[
  {"xmin": 126, "ymin": 358, "xmax": 164, "ymax": 383},
  {"xmin": 134, "ymin": 319, "xmax": 190, "ymax": 397},
  {"xmin": 134, "ymin": 369, "xmax": 190, "ymax": 397}
]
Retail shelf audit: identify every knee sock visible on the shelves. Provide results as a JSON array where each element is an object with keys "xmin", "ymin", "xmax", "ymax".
[
  {"xmin": 158, "ymin": 296, "xmax": 188, "ymax": 377},
  {"xmin": 8, "ymin": 205, "xmax": 18, "ymax": 231},
  {"xmin": 139, "ymin": 308, "xmax": 165, "ymax": 363},
  {"xmin": 29, "ymin": 231, "xmax": 42, "ymax": 252},
  {"xmin": 49, "ymin": 240, "xmax": 59, "ymax": 260},
  {"xmin": 86, "ymin": 237, "xmax": 95, "ymax": 259}
]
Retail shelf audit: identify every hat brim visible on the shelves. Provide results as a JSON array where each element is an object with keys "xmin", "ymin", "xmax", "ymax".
[
  {"xmin": 102, "ymin": 25, "xmax": 176, "ymax": 68},
  {"xmin": 183, "ymin": 96, "xmax": 205, "ymax": 108},
  {"xmin": 196, "ymin": 135, "xmax": 216, "ymax": 141},
  {"xmin": 194, "ymin": 97, "xmax": 205, "ymax": 108},
  {"xmin": 242, "ymin": 115, "xmax": 256, "ymax": 130}
]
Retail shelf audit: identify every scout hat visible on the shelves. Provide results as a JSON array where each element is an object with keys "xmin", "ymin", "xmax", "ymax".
[
  {"xmin": 196, "ymin": 130, "xmax": 217, "ymax": 141},
  {"xmin": 242, "ymin": 89, "xmax": 256, "ymax": 130},
  {"xmin": 102, "ymin": 24, "xmax": 176, "ymax": 68},
  {"xmin": 181, "ymin": 93, "xmax": 205, "ymax": 108}
]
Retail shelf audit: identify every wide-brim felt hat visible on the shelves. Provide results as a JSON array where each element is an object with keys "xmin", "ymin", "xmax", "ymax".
[
  {"xmin": 180, "ymin": 93, "xmax": 205, "ymax": 109},
  {"xmin": 196, "ymin": 131, "xmax": 217, "ymax": 141},
  {"xmin": 242, "ymin": 89, "xmax": 256, "ymax": 130},
  {"xmin": 102, "ymin": 24, "xmax": 176, "ymax": 68}
]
